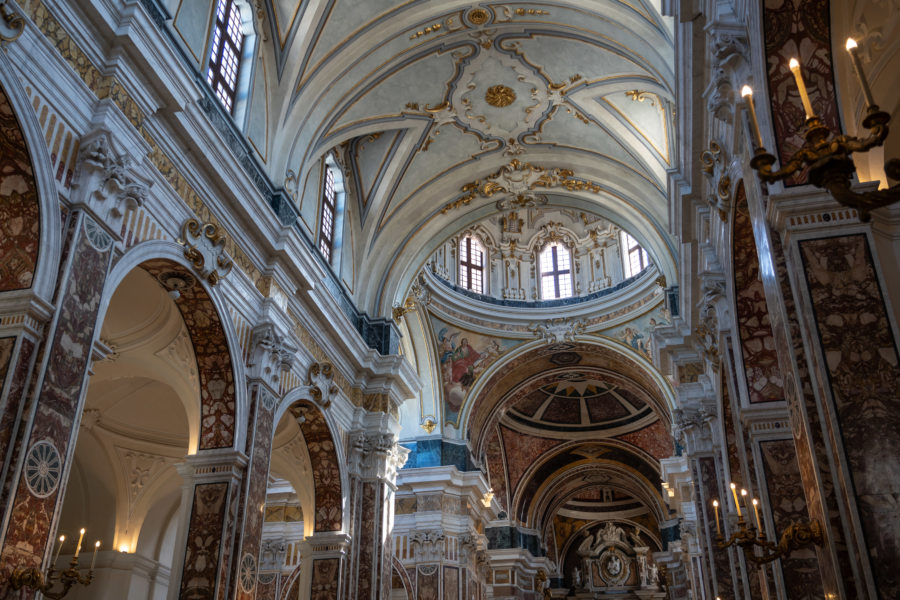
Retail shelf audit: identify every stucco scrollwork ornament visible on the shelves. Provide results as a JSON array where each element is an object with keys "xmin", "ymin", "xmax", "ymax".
[
  {"xmin": 442, "ymin": 160, "xmax": 573, "ymax": 213},
  {"xmin": 694, "ymin": 280, "xmax": 725, "ymax": 363},
  {"xmin": 177, "ymin": 219, "xmax": 234, "ymax": 286},
  {"xmin": 393, "ymin": 272, "xmax": 429, "ymax": 321},
  {"xmin": 306, "ymin": 362, "xmax": 339, "ymax": 409},
  {"xmin": 0, "ymin": 0, "xmax": 24, "ymax": 43},
  {"xmin": 410, "ymin": 529, "xmax": 446, "ymax": 562},
  {"xmin": 700, "ymin": 141, "xmax": 732, "ymax": 221},
  {"xmin": 248, "ymin": 322, "xmax": 297, "ymax": 390},
  {"xmin": 528, "ymin": 317, "xmax": 586, "ymax": 344}
]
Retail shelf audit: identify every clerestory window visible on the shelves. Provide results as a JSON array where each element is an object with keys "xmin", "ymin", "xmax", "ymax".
[
  {"xmin": 318, "ymin": 154, "xmax": 345, "ymax": 264},
  {"xmin": 459, "ymin": 236, "xmax": 485, "ymax": 294},
  {"xmin": 539, "ymin": 243, "xmax": 573, "ymax": 299},
  {"xmin": 621, "ymin": 231, "xmax": 650, "ymax": 278},
  {"xmin": 206, "ymin": 0, "xmax": 245, "ymax": 112}
]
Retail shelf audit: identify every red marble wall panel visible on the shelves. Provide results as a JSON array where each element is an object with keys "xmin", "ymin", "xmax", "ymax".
[
  {"xmin": 235, "ymin": 388, "xmax": 277, "ymax": 600},
  {"xmin": 0, "ymin": 337, "xmax": 14, "ymax": 387},
  {"xmin": 311, "ymin": 558, "xmax": 340, "ymax": 600},
  {"xmin": 289, "ymin": 401, "xmax": 343, "ymax": 532},
  {"xmin": 418, "ymin": 565, "xmax": 440, "ymax": 600},
  {"xmin": 179, "ymin": 482, "xmax": 230, "ymax": 598},
  {"xmin": 280, "ymin": 563, "xmax": 303, "ymax": 600},
  {"xmin": 697, "ymin": 457, "xmax": 735, "ymax": 600},
  {"xmin": 444, "ymin": 566, "xmax": 459, "ymax": 600},
  {"xmin": 0, "ymin": 83, "xmax": 40, "ymax": 291},
  {"xmin": 0, "ymin": 217, "xmax": 109, "ymax": 586},
  {"xmin": 614, "ymin": 419, "xmax": 673, "ymax": 460},
  {"xmin": 139, "ymin": 259, "xmax": 236, "ymax": 450},
  {"xmin": 733, "ymin": 183, "xmax": 784, "ymax": 403},
  {"xmin": 499, "ymin": 425, "xmax": 564, "ymax": 495},
  {"xmin": 799, "ymin": 234, "xmax": 900, "ymax": 597},
  {"xmin": 721, "ymin": 383, "xmax": 743, "ymax": 488},
  {"xmin": 356, "ymin": 482, "xmax": 376, "ymax": 599},
  {"xmin": 256, "ymin": 573, "xmax": 278, "ymax": 599},
  {"xmin": 764, "ymin": 0, "xmax": 840, "ymax": 186},
  {"xmin": 759, "ymin": 440, "xmax": 824, "ymax": 598},
  {"xmin": 0, "ymin": 337, "xmax": 34, "ymax": 505}
]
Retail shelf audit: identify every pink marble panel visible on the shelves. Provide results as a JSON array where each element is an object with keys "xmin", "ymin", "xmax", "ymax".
[
  {"xmin": 499, "ymin": 425, "xmax": 563, "ymax": 496},
  {"xmin": 0, "ymin": 337, "xmax": 34, "ymax": 509},
  {"xmin": 799, "ymin": 235, "xmax": 900, "ymax": 597},
  {"xmin": 140, "ymin": 259, "xmax": 236, "ymax": 450},
  {"xmin": 417, "ymin": 565, "xmax": 440, "ymax": 600},
  {"xmin": 0, "ymin": 82, "xmax": 40, "ymax": 291},
  {"xmin": 356, "ymin": 482, "xmax": 376, "ymax": 599},
  {"xmin": 763, "ymin": 0, "xmax": 840, "ymax": 186},
  {"xmin": 288, "ymin": 401, "xmax": 343, "ymax": 531}
]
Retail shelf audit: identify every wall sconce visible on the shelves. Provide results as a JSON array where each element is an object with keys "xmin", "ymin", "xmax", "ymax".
[
  {"xmin": 9, "ymin": 529, "xmax": 100, "ymax": 599},
  {"xmin": 743, "ymin": 38, "xmax": 899, "ymax": 221},
  {"xmin": 713, "ymin": 485, "xmax": 823, "ymax": 564}
]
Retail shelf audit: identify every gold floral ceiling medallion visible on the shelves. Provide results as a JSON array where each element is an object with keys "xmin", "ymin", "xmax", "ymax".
[
  {"xmin": 467, "ymin": 8, "xmax": 490, "ymax": 25},
  {"xmin": 485, "ymin": 84, "xmax": 516, "ymax": 107}
]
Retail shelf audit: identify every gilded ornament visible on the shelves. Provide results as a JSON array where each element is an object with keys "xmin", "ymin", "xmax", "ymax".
[
  {"xmin": 421, "ymin": 418, "xmax": 437, "ymax": 434},
  {"xmin": 0, "ymin": 0, "xmax": 24, "ymax": 43},
  {"xmin": 485, "ymin": 84, "xmax": 516, "ymax": 107},
  {"xmin": 625, "ymin": 90, "xmax": 656, "ymax": 106},
  {"xmin": 467, "ymin": 8, "xmax": 490, "ymax": 25}
]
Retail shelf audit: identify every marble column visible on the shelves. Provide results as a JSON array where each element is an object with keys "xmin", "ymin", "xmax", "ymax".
[
  {"xmin": 0, "ymin": 210, "xmax": 114, "ymax": 595},
  {"xmin": 344, "ymin": 423, "xmax": 408, "ymax": 600}
]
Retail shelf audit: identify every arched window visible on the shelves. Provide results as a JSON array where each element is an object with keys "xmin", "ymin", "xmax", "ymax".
[
  {"xmin": 318, "ymin": 154, "xmax": 345, "ymax": 263},
  {"xmin": 620, "ymin": 231, "xmax": 650, "ymax": 278},
  {"xmin": 459, "ymin": 236, "xmax": 485, "ymax": 294},
  {"xmin": 207, "ymin": 0, "xmax": 245, "ymax": 112},
  {"xmin": 539, "ymin": 243, "xmax": 573, "ymax": 299}
]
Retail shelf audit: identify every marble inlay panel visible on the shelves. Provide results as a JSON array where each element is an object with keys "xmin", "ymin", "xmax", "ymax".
[
  {"xmin": 417, "ymin": 564, "xmax": 440, "ymax": 600},
  {"xmin": 499, "ymin": 425, "xmax": 564, "ymax": 496},
  {"xmin": 759, "ymin": 440, "xmax": 824, "ymax": 599},
  {"xmin": 444, "ymin": 566, "xmax": 459, "ymax": 600},
  {"xmin": 356, "ymin": 482, "xmax": 376, "ymax": 599},
  {"xmin": 289, "ymin": 401, "xmax": 342, "ymax": 531},
  {"xmin": 179, "ymin": 482, "xmax": 230, "ymax": 598},
  {"xmin": 140, "ymin": 259, "xmax": 237, "ymax": 450},
  {"xmin": 485, "ymin": 425, "xmax": 509, "ymax": 511},
  {"xmin": 615, "ymin": 419, "xmax": 673, "ymax": 460},
  {"xmin": 0, "ymin": 83, "xmax": 40, "ymax": 291},
  {"xmin": 0, "ymin": 337, "xmax": 14, "ymax": 396},
  {"xmin": 310, "ymin": 558, "xmax": 340, "ymax": 600},
  {"xmin": 799, "ymin": 234, "xmax": 900, "ymax": 597},
  {"xmin": 732, "ymin": 182, "xmax": 783, "ymax": 403},
  {"xmin": 698, "ymin": 457, "xmax": 734, "ymax": 600},
  {"xmin": 763, "ymin": 0, "xmax": 840, "ymax": 186},
  {"xmin": 236, "ymin": 389, "xmax": 276, "ymax": 600},
  {"xmin": 0, "ymin": 218, "xmax": 108, "ymax": 581}
]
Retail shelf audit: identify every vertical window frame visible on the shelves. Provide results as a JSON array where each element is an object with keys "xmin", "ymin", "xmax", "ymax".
[
  {"xmin": 539, "ymin": 243, "xmax": 573, "ymax": 300},
  {"xmin": 459, "ymin": 236, "xmax": 485, "ymax": 294},
  {"xmin": 206, "ymin": 0, "xmax": 245, "ymax": 113},
  {"xmin": 319, "ymin": 160, "xmax": 337, "ymax": 262}
]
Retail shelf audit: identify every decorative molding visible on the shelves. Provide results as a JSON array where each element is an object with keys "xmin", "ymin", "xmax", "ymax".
[
  {"xmin": 306, "ymin": 362, "xmax": 338, "ymax": 409},
  {"xmin": 0, "ymin": 0, "xmax": 24, "ymax": 44},
  {"xmin": 527, "ymin": 317, "xmax": 586, "ymax": 343},
  {"xmin": 347, "ymin": 431, "xmax": 408, "ymax": 482},
  {"xmin": 247, "ymin": 322, "xmax": 297, "ymax": 390},
  {"xmin": 410, "ymin": 529, "xmax": 446, "ymax": 562},
  {"xmin": 700, "ymin": 141, "xmax": 732, "ymax": 221},
  {"xmin": 176, "ymin": 219, "xmax": 234, "ymax": 286},
  {"xmin": 441, "ymin": 160, "xmax": 576, "ymax": 213}
]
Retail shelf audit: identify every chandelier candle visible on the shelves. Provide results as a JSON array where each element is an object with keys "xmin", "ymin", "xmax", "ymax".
[
  {"xmin": 91, "ymin": 541, "xmax": 100, "ymax": 570},
  {"xmin": 789, "ymin": 58, "xmax": 815, "ymax": 120},
  {"xmin": 730, "ymin": 483, "xmax": 742, "ymax": 518},
  {"xmin": 712, "ymin": 500, "xmax": 721, "ymax": 536},
  {"xmin": 742, "ymin": 86, "xmax": 764, "ymax": 149},
  {"xmin": 52, "ymin": 535, "xmax": 65, "ymax": 565},
  {"xmin": 74, "ymin": 528, "xmax": 85, "ymax": 559},
  {"xmin": 752, "ymin": 498, "xmax": 762, "ymax": 531},
  {"xmin": 845, "ymin": 38, "xmax": 876, "ymax": 109}
]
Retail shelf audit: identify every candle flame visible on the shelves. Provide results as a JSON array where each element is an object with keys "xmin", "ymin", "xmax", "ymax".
[
  {"xmin": 95, "ymin": 541, "xmax": 101, "ymax": 548},
  {"xmin": 730, "ymin": 482, "xmax": 736, "ymax": 490},
  {"xmin": 79, "ymin": 528, "xmax": 85, "ymax": 534},
  {"xmin": 119, "ymin": 544, "xmax": 129, "ymax": 553},
  {"xmin": 741, "ymin": 488, "xmax": 748, "ymax": 496},
  {"xmin": 741, "ymin": 85, "xmax": 753, "ymax": 97},
  {"xmin": 846, "ymin": 38, "xmax": 858, "ymax": 51},
  {"xmin": 713, "ymin": 499, "xmax": 719, "ymax": 506},
  {"xmin": 59, "ymin": 535, "xmax": 65, "ymax": 542},
  {"xmin": 789, "ymin": 58, "xmax": 800, "ymax": 70},
  {"xmin": 752, "ymin": 498, "xmax": 759, "ymax": 506}
]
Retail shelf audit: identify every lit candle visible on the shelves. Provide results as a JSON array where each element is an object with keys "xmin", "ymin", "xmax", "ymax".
[
  {"xmin": 730, "ymin": 483, "xmax": 742, "ymax": 518},
  {"xmin": 752, "ymin": 498, "xmax": 762, "ymax": 530},
  {"xmin": 845, "ymin": 38, "xmax": 876, "ymax": 109},
  {"xmin": 789, "ymin": 58, "xmax": 815, "ymax": 120},
  {"xmin": 740, "ymin": 488, "xmax": 749, "ymax": 520},
  {"xmin": 741, "ymin": 86, "xmax": 764, "ymax": 149},
  {"xmin": 712, "ymin": 500, "xmax": 721, "ymax": 536},
  {"xmin": 52, "ymin": 535, "xmax": 66, "ymax": 565},
  {"xmin": 90, "ymin": 541, "xmax": 100, "ymax": 570},
  {"xmin": 74, "ymin": 528, "xmax": 85, "ymax": 559}
]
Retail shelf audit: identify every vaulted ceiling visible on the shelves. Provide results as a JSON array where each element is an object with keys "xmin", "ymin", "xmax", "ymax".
[{"xmin": 250, "ymin": 0, "xmax": 675, "ymax": 315}]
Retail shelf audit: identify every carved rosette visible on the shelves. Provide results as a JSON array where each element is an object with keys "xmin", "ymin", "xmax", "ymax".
[{"xmin": 177, "ymin": 218, "xmax": 234, "ymax": 286}]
